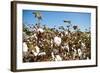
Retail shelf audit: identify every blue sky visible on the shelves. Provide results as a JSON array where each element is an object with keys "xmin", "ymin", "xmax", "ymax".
[{"xmin": 23, "ymin": 10, "xmax": 91, "ymax": 31}]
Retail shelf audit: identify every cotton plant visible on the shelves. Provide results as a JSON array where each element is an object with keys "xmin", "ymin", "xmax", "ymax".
[
  {"xmin": 55, "ymin": 55, "xmax": 62, "ymax": 61},
  {"xmin": 54, "ymin": 36, "xmax": 62, "ymax": 46},
  {"xmin": 38, "ymin": 52, "xmax": 46, "ymax": 56},
  {"xmin": 73, "ymin": 48, "xmax": 77, "ymax": 60},
  {"xmin": 51, "ymin": 52, "xmax": 62, "ymax": 61},
  {"xmin": 63, "ymin": 43, "xmax": 70, "ymax": 52},
  {"xmin": 37, "ymin": 28, "xmax": 44, "ymax": 33},
  {"xmin": 23, "ymin": 42, "xmax": 29, "ymax": 61},
  {"xmin": 77, "ymin": 48, "xmax": 83, "ymax": 59},
  {"xmin": 64, "ymin": 30, "xmax": 68, "ymax": 35},
  {"xmin": 81, "ymin": 42, "xmax": 86, "ymax": 50},
  {"xmin": 31, "ymin": 45, "xmax": 40, "ymax": 56},
  {"xmin": 23, "ymin": 42, "xmax": 29, "ymax": 53}
]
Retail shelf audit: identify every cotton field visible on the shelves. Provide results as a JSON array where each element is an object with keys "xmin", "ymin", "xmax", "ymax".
[
  {"xmin": 23, "ymin": 11, "xmax": 91, "ymax": 62},
  {"xmin": 23, "ymin": 24, "xmax": 91, "ymax": 62}
]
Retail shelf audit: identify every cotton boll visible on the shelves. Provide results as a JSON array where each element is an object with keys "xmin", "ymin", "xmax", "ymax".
[
  {"xmin": 73, "ymin": 49, "xmax": 77, "ymax": 54},
  {"xmin": 73, "ymin": 49, "xmax": 77, "ymax": 59},
  {"xmin": 60, "ymin": 33, "xmax": 64, "ymax": 37},
  {"xmin": 55, "ymin": 55, "xmax": 62, "ymax": 61},
  {"xmin": 64, "ymin": 45, "xmax": 69, "ymax": 52},
  {"xmin": 32, "ymin": 50, "xmax": 38, "ymax": 56},
  {"xmin": 81, "ymin": 42, "xmax": 86, "ymax": 50},
  {"xmin": 54, "ymin": 36, "xmax": 61, "ymax": 46},
  {"xmin": 34, "ymin": 33, "xmax": 38, "ymax": 40},
  {"xmin": 78, "ymin": 40, "xmax": 81, "ymax": 43},
  {"xmin": 32, "ymin": 46, "xmax": 40, "ymax": 56},
  {"xmin": 83, "ymin": 53, "xmax": 86, "ymax": 59},
  {"xmin": 78, "ymin": 49, "xmax": 82, "ymax": 57},
  {"xmin": 38, "ymin": 52, "xmax": 46, "ymax": 56},
  {"xmin": 37, "ymin": 28, "xmax": 44, "ymax": 33},
  {"xmin": 64, "ymin": 31, "xmax": 68, "ymax": 35},
  {"xmin": 81, "ymin": 43, "xmax": 85, "ymax": 47},
  {"xmin": 51, "ymin": 52, "xmax": 55, "ymax": 60},
  {"xmin": 23, "ymin": 42, "xmax": 28, "ymax": 52},
  {"xmin": 75, "ymin": 37, "xmax": 77, "ymax": 40},
  {"xmin": 30, "ymin": 33, "xmax": 37, "ymax": 39},
  {"xmin": 86, "ymin": 57, "xmax": 90, "ymax": 60},
  {"xmin": 35, "ymin": 46, "xmax": 40, "ymax": 54},
  {"xmin": 51, "ymin": 40, "xmax": 53, "ymax": 47}
]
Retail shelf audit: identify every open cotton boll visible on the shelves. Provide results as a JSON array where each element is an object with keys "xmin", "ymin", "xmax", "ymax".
[
  {"xmin": 81, "ymin": 42, "xmax": 86, "ymax": 49},
  {"xmin": 38, "ymin": 52, "xmax": 46, "ymax": 56},
  {"xmin": 78, "ymin": 49, "xmax": 82, "ymax": 57},
  {"xmin": 37, "ymin": 28, "xmax": 44, "ymax": 33},
  {"xmin": 81, "ymin": 43, "xmax": 85, "ymax": 47},
  {"xmin": 86, "ymin": 57, "xmax": 90, "ymax": 60},
  {"xmin": 23, "ymin": 42, "xmax": 28, "ymax": 52},
  {"xmin": 32, "ymin": 50, "xmax": 38, "ymax": 56},
  {"xmin": 54, "ymin": 36, "xmax": 61, "ymax": 46},
  {"xmin": 30, "ymin": 33, "xmax": 38, "ymax": 40},
  {"xmin": 32, "ymin": 46, "xmax": 40, "ymax": 56},
  {"xmin": 34, "ymin": 46, "xmax": 40, "ymax": 54},
  {"xmin": 51, "ymin": 52, "xmax": 55, "ymax": 60},
  {"xmin": 73, "ymin": 49, "xmax": 77, "ymax": 58},
  {"xmin": 55, "ymin": 55, "xmax": 62, "ymax": 61},
  {"xmin": 64, "ymin": 31, "xmax": 68, "ymax": 35},
  {"xmin": 64, "ymin": 45, "xmax": 69, "ymax": 52}
]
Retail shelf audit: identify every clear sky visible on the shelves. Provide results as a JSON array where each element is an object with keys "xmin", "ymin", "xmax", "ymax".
[{"xmin": 23, "ymin": 10, "xmax": 91, "ymax": 31}]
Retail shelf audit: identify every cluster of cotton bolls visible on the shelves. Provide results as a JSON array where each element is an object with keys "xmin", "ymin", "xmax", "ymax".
[{"xmin": 23, "ymin": 24, "xmax": 91, "ymax": 62}]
